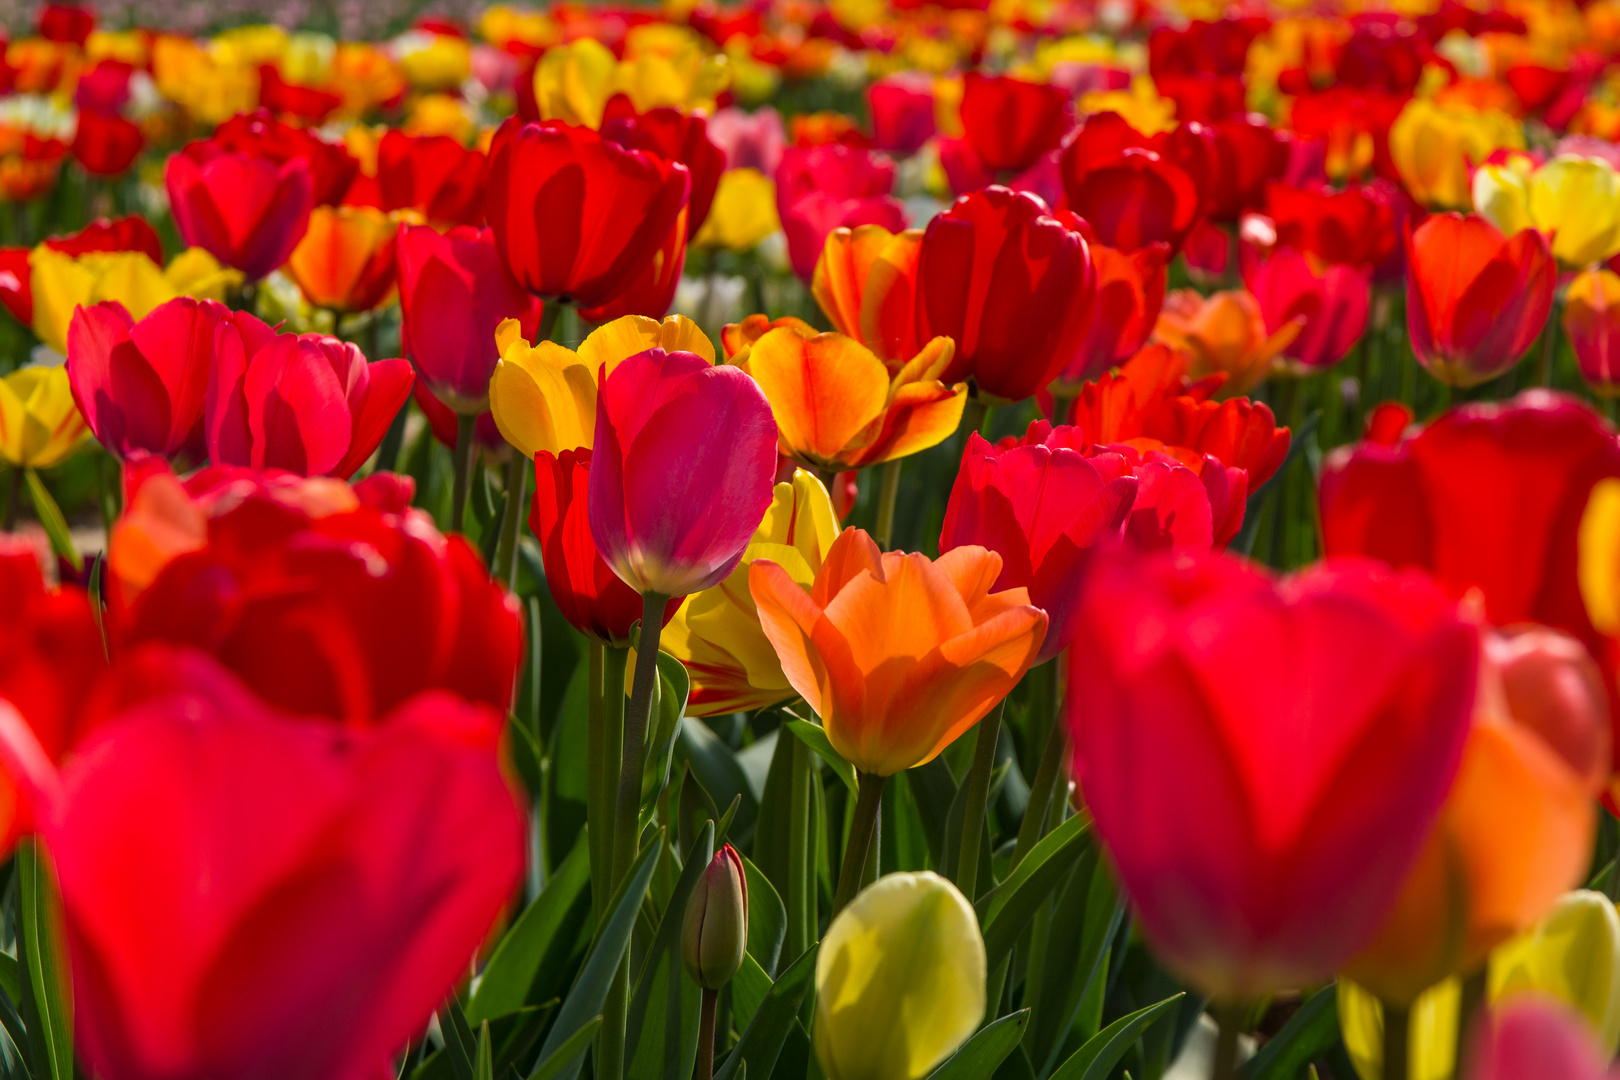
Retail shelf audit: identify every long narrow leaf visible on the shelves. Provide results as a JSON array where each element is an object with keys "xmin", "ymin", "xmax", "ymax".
[
  {"xmin": 926, "ymin": 1009, "xmax": 1031, "ymax": 1080},
  {"xmin": 528, "ymin": 1017, "xmax": 601, "ymax": 1080},
  {"xmin": 1239, "ymin": 987, "xmax": 1339, "ymax": 1080},
  {"xmin": 978, "ymin": 815, "xmax": 1092, "ymax": 968},
  {"xmin": 22, "ymin": 473, "xmax": 78, "ymax": 574},
  {"xmin": 625, "ymin": 825, "xmax": 714, "ymax": 1079},
  {"xmin": 469, "ymin": 836, "xmax": 593, "ymax": 1024},
  {"xmin": 1048, "ymin": 994, "xmax": 1185, "ymax": 1080},
  {"xmin": 712, "ymin": 945, "xmax": 819, "ymax": 1080},
  {"xmin": 783, "ymin": 720, "xmax": 857, "ymax": 796},
  {"xmin": 444, "ymin": 1000, "xmax": 478, "ymax": 1080}
]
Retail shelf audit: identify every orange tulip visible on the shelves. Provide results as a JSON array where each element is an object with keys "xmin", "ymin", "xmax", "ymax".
[
  {"xmin": 721, "ymin": 314, "xmax": 818, "ymax": 359},
  {"xmin": 284, "ymin": 204, "xmax": 403, "ymax": 314},
  {"xmin": 732, "ymin": 324, "xmax": 966, "ymax": 472},
  {"xmin": 1152, "ymin": 288, "xmax": 1302, "ymax": 396},
  {"xmin": 811, "ymin": 224, "xmax": 925, "ymax": 364},
  {"xmin": 749, "ymin": 528, "xmax": 1047, "ymax": 776}
]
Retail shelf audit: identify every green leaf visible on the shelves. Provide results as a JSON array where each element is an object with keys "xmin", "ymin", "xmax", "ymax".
[
  {"xmin": 1027, "ymin": 849, "xmax": 1123, "ymax": 1074},
  {"xmin": 528, "ymin": 1017, "xmax": 601, "ymax": 1080},
  {"xmin": 532, "ymin": 836, "xmax": 663, "ymax": 1080},
  {"xmin": 0, "ymin": 955, "xmax": 20, "ymax": 1008},
  {"xmin": 906, "ymin": 756, "xmax": 957, "ymax": 868},
  {"xmin": 926, "ymin": 1009, "xmax": 1031, "ymax": 1080},
  {"xmin": 642, "ymin": 653, "xmax": 691, "ymax": 806},
  {"xmin": 1048, "ymin": 994, "xmax": 1185, "ymax": 1080},
  {"xmin": 506, "ymin": 715, "xmax": 543, "ymax": 802},
  {"xmin": 712, "ymin": 945, "xmax": 819, "ymax": 1080},
  {"xmin": 444, "ymin": 999, "xmax": 478, "ymax": 1080},
  {"xmin": 469, "ymin": 835, "xmax": 593, "ymax": 1024},
  {"xmin": 626, "ymin": 824, "xmax": 714, "ymax": 1073},
  {"xmin": 1239, "ymin": 986, "xmax": 1339, "ymax": 1080},
  {"xmin": 475, "ymin": 1022, "xmax": 494, "ymax": 1080},
  {"xmin": 741, "ymin": 855, "xmax": 786, "ymax": 977},
  {"xmin": 977, "ymin": 815, "xmax": 1093, "ymax": 968},
  {"xmin": 22, "ymin": 472, "xmax": 78, "ymax": 574},
  {"xmin": 680, "ymin": 718, "xmax": 759, "ymax": 844},
  {"xmin": 783, "ymin": 719, "xmax": 857, "ymax": 796},
  {"xmin": 0, "ymin": 975, "xmax": 31, "ymax": 1080},
  {"xmin": 15, "ymin": 845, "xmax": 69, "ymax": 1080},
  {"xmin": 730, "ymin": 952, "xmax": 771, "ymax": 1035}
]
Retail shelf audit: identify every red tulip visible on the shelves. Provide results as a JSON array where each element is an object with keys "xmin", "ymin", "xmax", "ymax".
[
  {"xmin": 576, "ymin": 204, "xmax": 689, "ymax": 323},
  {"xmin": 867, "ymin": 72, "xmax": 935, "ymax": 156},
  {"xmin": 209, "ymin": 110, "xmax": 359, "ymax": 206},
  {"xmin": 1406, "ymin": 213, "xmax": 1556, "ymax": 387},
  {"xmin": 1565, "ymin": 268, "xmax": 1620, "ymax": 396},
  {"xmin": 397, "ymin": 225, "xmax": 543, "ymax": 414},
  {"xmin": 915, "ymin": 185, "xmax": 1095, "ymax": 402},
  {"xmin": 166, "ymin": 141, "xmax": 314, "ymax": 282},
  {"xmin": 66, "ymin": 296, "xmax": 228, "ymax": 461},
  {"xmin": 0, "ymin": 648, "xmax": 523, "ymax": 1080},
  {"xmin": 0, "ymin": 215, "xmax": 162, "ymax": 325},
  {"xmin": 1057, "ymin": 240, "xmax": 1169, "ymax": 384},
  {"xmin": 485, "ymin": 119, "xmax": 690, "ymax": 309},
  {"xmin": 256, "ymin": 64, "xmax": 342, "ymax": 124},
  {"xmin": 37, "ymin": 2, "xmax": 93, "ymax": 44},
  {"xmin": 1264, "ymin": 181, "xmax": 1398, "ymax": 269},
  {"xmin": 777, "ymin": 143, "xmax": 905, "ymax": 282},
  {"xmin": 531, "ymin": 448, "xmax": 681, "ymax": 645},
  {"xmin": 960, "ymin": 72, "xmax": 1072, "ymax": 175},
  {"xmin": 588, "ymin": 348, "xmax": 777, "ymax": 599},
  {"xmin": 1245, "ymin": 246, "xmax": 1371, "ymax": 370},
  {"xmin": 601, "ymin": 94, "xmax": 724, "ymax": 238},
  {"xmin": 71, "ymin": 108, "xmax": 143, "ymax": 178},
  {"xmin": 114, "ymin": 482, "xmax": 522, "ymax": 722},
  {"xmin": 1208, "ymin": 116, "xmax": 1291, "ymax": 221},
  {"xmin": 1059, "ymin": 133, "xmax": 1200, "ymax": 253},
  {"xmin": 206, "ymin": 312, "xmax": 414, "ymax": 479},
  {"xmin": 374, "ymin": 129, "xmax": 486, "ymax": 228},
  {"xmin": 1067, "ymin": 547, "xmax": 1480, "ymax": 1000},
  {"xmin": 1467, "ymin": 999, "xmax": 1618, "ymax": 1080}
]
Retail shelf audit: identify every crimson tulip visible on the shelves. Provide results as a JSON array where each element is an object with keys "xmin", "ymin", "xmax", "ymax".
[
  {"xmin": 1208, "ymin": 116, "xmax": 1292, "ymax": 221},
  {"xmin": 601, "ymin": 94, "xmax": 724, "ymax": 239},
  {"xmin": 1264, "ymin": 181, "xmax": 1399, "ymax": 269},
  {"xmin": 959, "ymin": 72, "xmax": 1071, "ymax": 175},
  {"xmin": 1406, "ymin": 213, "xmax": 1556, "ymax": 387},
  {"xmin": 577, "ymin": 203, "xmax": 690, "ymax": 324},
  {"xmin": 37, "ymin": 2, "xmax": 93, "ymax": 44},
  {"xmin": 0, "ymin": 648, "xmax": 523, "ymax": 1080},
  {"xmin": 166, "ymin": 140, "xmax": 314, "ymax": 283},
  {"xmin": 1056, "ymin": 240, "xmax": 1169, "ymax": 384},
  {"xmin": 867, "ymin": 72, "xmax": 935, "ymax": 156},
  {"xmin": 531, "ymin": 448, "xmax": 681, "ymax": 645},
  {"xmin": 916, "ymin": 186, "xmax": 1095, "ymax": 402},
  {"xmin": 777, "ymin": 143, "xmax": 906, "ymax": 282},
  {"xmin": 206, "ymin": 312, "xmax": 414, "ymax": 479},
  {"xmin": 587, "ymin": 347, "xmax": 777, "ymax": 599},
  {"xmin": 0, "ymin": 215, "xmax": 162, "ymax": 325},
  {"xmin": 1060, "ymin": 115, "xmax": 1201, "ymax": 253},
  {"xmin": 256, "ymin": 65, "xmax": 341, "ymax": 125},
  {"xmin": 1245, "ymin": 246, "xmax": 1370, "ymax": 370},
  {"xmin": 374, "ymin": 129, "xmax": 486, "ymax": 228},
  {"xmin": 484, "ymin": 118, "xmax": 690, "ymax": 310},
  {"xmin": 209, "ymin": 110, "xmax": 358, "ymax": 206},
  {"xmin": 71, "ymin": 107, "xmax": 143, "ymax": 178},
  {"xmin": 1068, "ymin": 547, "xmax": 1480, "ymax": 1001},
  {"xmin": 397, "ymin": 225, "xmax": 543, "ymax": 414}
]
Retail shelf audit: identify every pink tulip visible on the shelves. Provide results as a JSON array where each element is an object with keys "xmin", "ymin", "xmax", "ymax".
[
  {"xmin": 867, "ymin": 72, "xmax": 936, "ymax": 156},
  {"xmin": 706, "ymin": 106, "xmax": 786, "ymax": 174},
  {"xmin": 1245, "ymin": 245, "xmax": 1370, "ymax": 370},
  {"xmin": 1468, "ymin": 999, "xmax": 1620, "ymax": 1080},
  {"xmin": 776, "ymin": 144, "xmax": 906, "ymax": 281}
]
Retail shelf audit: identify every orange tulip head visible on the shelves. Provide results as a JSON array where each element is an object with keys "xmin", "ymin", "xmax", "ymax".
[{"xmin": 811, "ymin": 224, "xmax": 925, "ymax": 364}]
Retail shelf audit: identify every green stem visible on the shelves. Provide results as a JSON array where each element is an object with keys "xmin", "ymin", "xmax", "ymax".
[
  {"xmin": 954, "ymin": 699, "xmax": 1005, "ymax": 898},
  {"xmin": 598, "ymin": 646, "xmax": 628, "ymax": 927},
  {"xmin": 874, "ymin": 459, "xmax": 902, "ymax": 549},
  {"xmin": 494, "ymin": 452, "xmax": 527, "ymax": 589},
  {"xmin": 2, "ymin": 467, "xmax": 19, "ymax": 531},
  {"xmin": 696, "ymin": 987, "xmax": 719, "ymax": 1080},
  {"xmin": 1382, "ymin": 1000, "xmax": 1411, "ymax": 1080},
  {"xmin": 1538, "ymin": 302, "xmax": 1563, "ymax": 389},
  {"xmin": 831, "ymin": 772, "xmax": 886, "ymax": 917},
  {"xmin": 610, "ymin": 591, "xmax": 669, "ymax": 884},
  {"xmin": 586, "ymin": 640, "xmax": 608, "ymax": 926},
  {"xmin": 1012, "ymin": 691, "xmax": 1067, "ymax": 870},
  {"xmin": 1210, "ymin": 1005, "xmax": 1243, "ymax": 1080},
  {"xmin": 538, "ymin": 298, "xmax": 564, "ymax": 344},
  {"xmin": 1454, "ymin": 970, "xmax": 1487, "ymax": 1076},
  {"xmin": 600, "ymin": 954, "xmax": 629, "ymax": 1080},
  {"xmin": 786, "ymin": 737, "xmax": 814, "ymax": 959},
  {"xmin": 450, "ymin": 413, "xmax": 476, "ymax": 534}
]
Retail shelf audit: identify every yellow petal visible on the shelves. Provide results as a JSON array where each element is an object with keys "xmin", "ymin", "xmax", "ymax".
[
  {"xmin": 745, "ymin": 328, "xmax": 890, "ymax": 469},
  {"xmin": 1580, "ymin": 478, "xmax": 1620, "ymax": 636},
  {"xmin": 487, "ymin": 340, "xmax": 597, "ymax": 457},
  {"xmin": 579, "ymin": 313, "xmax": 716, "ymax": 374}
]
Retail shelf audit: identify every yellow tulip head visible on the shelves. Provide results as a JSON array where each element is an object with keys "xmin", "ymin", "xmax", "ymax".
[
  {"xmin": 694, "ymin": 168, "xmax": 781, "ymax": 253},
  {"xmin": 29, "ymin": 247, "xmax": 239, "ymax": 355},
  {"xmin": 1581, "ymin": 477, "xmax": 1620, "ymax": 636},
  {"xmin": 1391, "ymin": 98, "xmax": 1524, "ymax": 209},
  {"xmin": 0, "ymin": 365, "xmax": 90, "ymax": 469},
  {"xmin": 534, "ymin": 38, "xmax": 618, "ymax": 128},
  {"xmin": 1531, "ymin": 156, "xmax": 1620, "ymax": 268}
]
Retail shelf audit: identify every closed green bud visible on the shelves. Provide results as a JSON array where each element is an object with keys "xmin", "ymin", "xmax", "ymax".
[{"xmin": 682, "ymin": 844, "xmax": 749, "ymax": 990}]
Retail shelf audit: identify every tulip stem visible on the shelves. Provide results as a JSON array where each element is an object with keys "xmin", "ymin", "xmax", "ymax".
[
  {"xmin": 611, "ymin": 591, "xmax": 669, "ymax": 885},
  {"xmin": 450, "ymin": 413, "xmax": 476, "ymax": 533},
  {"xmin": 586, "ymin": 641, "xmax": 610, "ymax": 926},
  {"xmin": 832, "ymin": 771, "xmax": 887, "ymax": 917},
  {"xmin": 1383, "ymin": 1000, "xmax": 1411, "ymax": 1080},
  {"xmin": 954, "ymin": 699, "xmax": 1004, "ymax": 898},
  {"xmin": 1, "ymin": 467, "xmax": 17, "ymax": 532},
  {"xmin": 1012, "ymin": 690, "xmax": 1067, "ymax": 871},
  {"xmin": 1537, "ymin": 303, "xmax": 1563, "ymax": 389},
  {"xmin": 1210, "ymin": 1005, "xmax": 1243, "ymax": 1080},
  {"xmin": 494, "ymin": 452, "xmax": 527, "ymax": 589},
  {"xmin": 874, "ymin": 459, "xmax": 902, "ymax": 549},
  {"xmin": 787, "ymin": 736, "xmax": 815, "ymax": 959},
  {"xmin": 696, "ymin": 987, "xmax": 719, "ymax": 1080},
  {"xmin": 1455, "ymin": 968, "xmax": 1487, "ymax": 1072}
]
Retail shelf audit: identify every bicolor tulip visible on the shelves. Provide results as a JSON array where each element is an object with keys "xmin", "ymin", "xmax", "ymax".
[
  {"xmin": 811, "ymin": 224, "xmax": 923, "ymax": 364},
  {"xmin": 66, "ymin": 296, "xmax": 227, "ymax": 462},
  {"xmin": 731, "ymin": 324, "xmax": 965, "ymax": 471},
  {"xmin": 397, "ymin": 225, "xmax": 543, "ymax": 415},
  {"xmin": 815, "ymin": 872, "xmax": 985, "ymax": 1080},
  {"xmin": 29, "ymin": 245, "xmax": 238, "ymax": 355},
  {"xmin": 682, "ymin": 844, "xmax": 749, "ymax": 990},
  {"xmin": 489, "ymin": 313, "xmax": 712, "ymax": 458},
  {"xmin": 959, "ymin": 72, "xmax": 1071, "ymax": 175},
  {"xmin": 776, "ymin": 144, "xmax": 906, "ymax": 283},
  {"xmin": 915, "ymin": 186, "xmax": 1095, "ymax": 403},
  {"xmin": 0, "ymin": 365, "xmax": 90, "ymax": 469},
  {"xmin": 1467, "ymin": 1000, "xmax": 1618, "ymax": 1080},
  {"xmin": 1245, "ymin": 246, "xmax": 1371, "ymax": 371},
  {"xmin": 1474, "ymin": 154, "xmax": 1620, "ymax": 269},
  {"xmin": 693, "ymin": 168, "xmax": 780, "ymax": 252},
  {"xmin": 750, "ymin": 528, "xmax": 1047, "ymax": 775},
  {"xmin": 1389, "ymin": 98, "xmax": 1525, "ymax": 210},
  {"xmin": 530, "ymin": 447, "xmax": 681, "ymax": 647},
  {"xmin": 867, "ymin": 72, "xmax": 935, "ymax": 156},
  {"xmin": 0, "ymin": 215, "xmax": 162, "ymax": 327},
  {"xmin": 374, "ymin": 128, "xmax": 486, "ymax": 228},
  {"xmin": 0, "ymin": 652, "xmax": 524, "ymax": 1080},
  {"xmin": 1153, "ymin": 288, "xmax": 1301, "ymax": 395},
  {"xmin": 1067, "ymin": 548, "xmax": 1480, "ymax": 1001},
  {"xmin": 206, "ymin": 312, "xmax": 414, "ymax": 479},
  {"xmin": 283, "ymin": 205, "xmax": 401, "ymax": 314},
  {"xmin": 484, "ymin": 119, "xmax": 691, "ymax": 310},
  {"xmin": 1404, "ymin": 214, "xmax": 1555, "ymax": 387},
  {"xmin": 600, "ymin": 94, "xmax": 724, "ymax": 239},
  {"xmin": 589, "ymin": 345, "xmax": 777, "ymax": 599},
  {"xmin": 1565, "ymin": 268, "xmax": 1620, "ymax": 396},
  {"xmin": 165, "ymin": 136, "xmax": 316, "ymax": 281},
  {"xmin": 1055, "ymin": 241, "xmax": 1169, "ymax": 385},
  {"xmin": 665, "ymin": 468, "xmax": 839, "ymax": 716}
]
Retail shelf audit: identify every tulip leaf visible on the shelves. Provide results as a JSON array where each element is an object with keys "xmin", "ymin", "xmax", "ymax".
[
  {"xmin": 626, "ymin": 824, "xmax": 713, "ymax": 1075},
  {"xmin": 1028, "ymin": 848, "xmax": 1124, "ymax": 1074},
  {"xmin": 742, "ymin": 854, "xmax": 786, "ymax": 977},
  {"xmin": 752, "ymin": 730, "xmax": 796, "ymax": 904},
  {"xmin": 730, "ymin": 952, "xmax": 772, "ymax": 1034},
  {"xmin": 712, "ymin": 945, "xmax": 819, "ymax": 1080},
  {"xmin": 1048, "ymin": 993, "xmax": 1185, "ymax": 1080},
  {"xmin": 1235, "ymin": 410, "xmax": 1320, "ymax": 558},
  {"xmin": 475, "ymin": 1023, "xmax": 494, "ymax": 1080},
  {"xmin": 783, "ymin": 719, "xmax": 858, "ymax": 796},
  {"xmin": 641, "ymin": 652, "xmax": 691, "ymax": 807},
  {"xmin": 1238, "ymin": 986, "xmax": 1339, "ymax": 1080},
  {"xmin": 906, "ymin": 756, "xmax": 958, "ymax": 868},
  {"xmin": 22, "ymin": 472, "xmax": 79, "ymax": 574},
  {"xmin": 0, "ymin": 955, "xmax": 19, "ymax": 1013},
  {"xmin": 679, "ymin": 718, "xmax": 759, "ymax": 845},
  {"xmin": 506, "ymin": 715, "xmax": 543, "ymax": 802},
  {"xmin": 977, "ymin": 814, "xmax": 1092, "ymax": 968},
  {"xmin": 444, "ymin": 1000, "xmax": 479, "ymax": 1080},
  {"xmin": 533, "ymin": 835, "xmax": 662, "ymax": 1080},
  {"xmin": 925, "ymin": 1009, "xmax": 1031, "ymax": 1080},
  {"xmin": 470, "ymin": 835, "xmax": 593, "ymax": 1024},
  {"xmin": 15, "ymin": 844, "xmax": 70, "ymax": 1080},
  {"xmin": 527, "ymin": 1016, "xmax": 601, "ymax": 1080}
]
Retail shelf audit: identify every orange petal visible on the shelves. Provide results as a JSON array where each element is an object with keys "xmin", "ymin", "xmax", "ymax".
[
  {"xmin": 860, "ymin": 229, "xmax": 924, "ymax": 363},
  {"xmin": 812, "ymin": 225, "xmax": 897, "ymax": 341},
  {"xmin": 812, "ymin": 527, "xmax": 886, "ymax": 609},
  {"xmin": 843, "ymin": 380, "xmax": 968, "ymax": 468},
  {"xmin": 746, "ymin": 329, "xmax": 891, "ymax": 469},
  {"xmin": 749, "ymin": 558, "xmax": 831, "ymax": 718}
]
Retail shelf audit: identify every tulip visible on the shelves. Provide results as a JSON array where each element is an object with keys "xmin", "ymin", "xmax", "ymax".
[
  {"xmin": 1565, "ymin": 268, "xmax": 1620, "ymax": 396},
  {"xmin": 71, "ymin": 107, "xmax": 143, "ymax": 178},
  {"xmin": 1389, "ymin": 98, "xmax": 1524, "ymax": 210},
  {"xmin": 29, "ymin": 246, "xmax": 239, "ymax": 355},
  {"xmin": 706, "ymin": 106, "xmax": 786, "ymax": 174},
  {"xmin": 692, "ymin": 168, "xmax": 780, "ymax": 252},
  {"xmin": 1474, "ymin": 154, "xmax": 1620, "ymax": 269},
  {"xmin": 915, "ymin": 186, "xmax": 1096, "ymax": 403},
  {"xmin": 1067, "ymin": 548, "xmax": 1480, "ymax": 1002},
  {"xmin": 1404, "ymin": 214, "xmax": 1555, "ymax": 388},
  {"xmin": 1060, "ymin": 144, "xmax": 1201, "ymax": 254},
  {"xmin": 0, "ymin": 215, "xmax": 162, "ymax": 327},
  {"xmin": 165, "ymin": 139, "xmax": 316, "ymax": 281},
  {"xmin": 206, "ymin": 312, "xmax": 415, "ymax": 479},
  {"xmin": 867, "ymin": 72, "xmax": 935, "ymax": 156},
  {"xmin": 600, "ymin": 95, "xmax": 725, "ymax": 239},
  {"xmin": 731, "ymin": 325, "xmax": 965, "ymax": 471},
  {"xmin": 959, "ymin": 72, "xmax": 1071, "ymax": 175},
  {"xmin": 776, "ymin": 144, "xmax": 905, "ymax": 283},
  {"xmin": 682, "ymin": 844, "xmax": 748, "ymax": 990},
  {"xmin": 0, "ymin": 365, "xmax": 90, "ymax": 469},
  {"xmin": 0, "ymin": 651, "xmax": 524, "ymax": 1080},
  {"xmin": 207, "ymin": 110, "xmax": 359, "ymax": 207},
  {"xmin": 66, "ymin": 296, "xmax": 228, "ymax": 462},
  {"xmin": 815, "ymin": 872, "xmax": 985, "ymax": 1080},
  {"xmin": 751, "ymin": 527, "xmax": 1047, "ymax": 776},
  {"xmin": 38, "ymin": 2, "xmax": 93, "ymax": 44},
  {"xmin": 532, "ymin": 38, "xmax": 617, "ymax": 128},
  {"xmin": 1153, "ymin": 288, "xmax": 1301, "ymax": 395},
  {"xmin": 664, "ymin": 468, "xmax": 839, "ymax": 716},
  {"xmin": 1467, "ymin": 999, "xmax": 1620, "ymax": 1080},
  {"xmin": 1245, "ymin": 246, "xmax": 1371, "ymax": 371},
  {"xmin": 530, "ymin": 447, "xmax": 681, "ymax": 647},
  {"xmin": 485, "ymin": 119, "xmax": 691, "ymax": 310},
  {"xmin": 1208, "ymin": 116, "xmax": 1292, "ymax": 222},
  {"xmin": 374, "ymin": 128, "xmax": 486, "ymax": 228},
  {"xmin": 397, "ymin": 225, "xmax": 544, "ymax": 415},
  {"xmin": 588, "ymin": 346, "xmax": 778, "ymax": 600},
  {"xmin": 1055, "ymin": 241, "xmax": 1170, "ymax": 385},
  {"xmin": 1264, "ymin": 181, "xmax": 1400, "ymax": 270},
  {"xmin": 811, "ymin": 224, "xmax": 924, "ymax": 364},
  {"xmin": 283, "ymin": 205, "xmax": 401, "ymax": 314},
  {"xmin": 575, "ymin": 200, "xmax": 690, "ymax": 325}
]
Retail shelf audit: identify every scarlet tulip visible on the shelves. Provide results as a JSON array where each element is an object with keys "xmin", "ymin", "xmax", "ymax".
[
  {"xmin": 0, "ymin": 215, "xmax": 162, "ymax": 326},
  {"xmin": 1245, "ymin": 246, "xmax": 1371, "ymax": 370},
  {"xmin": 71, "ymin": 107, "xmax": 143, "ymax": 178},
  {"xmin": 751, "ymin": 528, "xmax": 1048, "ymax": 776},
  {"xmin": 867, "ymin": 73, "xmax": 935, "ymax": 156},
  {"xmin": 587, "ymin": 347, "xmax": 778, "ymax": 598},
  {"xmin": 600, "ymin": 94, "xmax": 724, "ymax": 238},
  {"xmin": 1056, "ymin": 241, "xmax": 1169, "ymax": 385},
  {"xmin": 1264, "ymin": 181, "xmax": 1400, "ymax": 270},
  {"xmin": 0, "ymin": 651, "xmax": 524, "ymax": 1080},
  {"xmin": 165, "ymin": 139, "xmax": 315, "ymax": 282},
  {"xmin": 209, "ymin": 110, "xmax": 359, "ymax": 206},
  {"xmin": 1208, "ymin": 116, "xmax": 1291, "ymax": 222},
  {"xmin": 37, "ymin": 2, "xmax": 93, "ymax": 45},
  {"xmin": 959, "ymin": 72, "xmax": 1071, "ymax": 175},
  {"xmin": 530, "ymin": 448, "xmax": 680, "ymax": 646},
  {"xmin": 1565, "ymin": 268, "xmax": 1620, "ymax": 396},
  {"xmin": 1068, "ymin": 548, "xmax": 1480, "ymax": 1001},
  {"xmin": 283, "ymin": 205, "xmax": 401, "ymax": 314},
  {"xmin": 397, "ymin": 225, "xmax": 543, "ymax": 414},
  {"xmin": 484, "ymin": 118, "xmax": 691, "ymax": 310},
  {"xmin": 777, "ymin": 144, "xmax": 906, "ymax": 282},
  {"xmin": 576, "ymin": 203, "xmax": 689, "ymax": 324},
  {"xmin": 915, "ymin": 186, "xmax": 1095, "ymax": 402},
  {"xmin": 374, "ymin": 129, "xmax": 486, "ymax": 228},
  {"xmin": 206, "ymin": 312, "xmax": 414, "ymax": 479},
  {"xmin": 66, "ymin": 296, "xmax": 228, "ymax": 462},
  {"xmin": 1060, "ymin": 117, "xmax": 1201, "ymax": 253},
  {"xmin": 1406, "ymin": 213, "xmax": 1556, "ymax": 387}
]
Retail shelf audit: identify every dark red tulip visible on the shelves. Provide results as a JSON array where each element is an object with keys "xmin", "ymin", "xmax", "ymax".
[
  {"xmin": 777, "ymin": 143, "xmax": 904, "ymax": 281},
  {"xmin": 1245, "ymin": 246, "xmax": 1371, "ymax": 370},
  {"xmin": 1208, "ymin": 116, "xmax": 1291, "ymax": 221},
  {"xmin": 256, "ymin": 64, "xmax": 342, "ymax": 124},
  {"xmin": 1264, "ymin": 181, "xmax": 1399, "ymax": 269},
  {"xmin": 916, "ymin": 185, "xmax": 1095, "ymax": 402},
  {"xmin": 867, "ymin": 72, "xmax": 936, "ymax": 155},
  {"xmin": 485, "ymin": 118, "xmax": 690, "ymax": 309},
  {"xmin": 1057, "ymin": 240, "xmax": 1169, "ymax": 383},
  {"xmin": 71, "ymin": 108, "xmax": 143, "ymax": 178},
  {"xmin": 0, "ymin": 216, "xmax": 162, "ymax": 325},
  {"xmin": 959, "ymin": 72, "xmax": 1072, "ymax": 175},
  {"xmin": 601, "ymin": 94, "xmax": 724, "ymax": 238},
  {"xmin": 166, "ymin": 141, "xmax": 314, "ymax": 282},
  {"xmin": 210, "ymin": 109, "xmax": 359, "ymax": 205},
  {"xmin": 1153, "ymin": 73, "xmax": 1248, "ymax": 124},
  {"xmin": 75, "ymin": 60, "xmax": 133, "ymax": 113},
  {"xmin": 66, "ymin": 296, "xmax": 228, "ymax": 461},
  {"xmin": 37, "ymin": 2, "xmax": 94, "ymax": 44},
  {"xmin": 1059, "ymin": 124, "xmax": 1200, "ymax": 253},
  {"xmin": 374, "ymin": 129, "xmax": 486, "ymax": 228}
]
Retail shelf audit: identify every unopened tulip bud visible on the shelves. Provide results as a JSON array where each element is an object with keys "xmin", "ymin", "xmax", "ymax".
[
  {"xmin": 814, "ymin": 871, "xmax": 985, "ymax": 1080},
  {"xmin": 682, "ymin": 845, "xmax": 748, "ymax": 990}
]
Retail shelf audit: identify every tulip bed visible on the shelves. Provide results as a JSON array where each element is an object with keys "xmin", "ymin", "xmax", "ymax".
[{"xmin": 5, "ymin": 2, "xmax": 1620, "ymax": 1080}]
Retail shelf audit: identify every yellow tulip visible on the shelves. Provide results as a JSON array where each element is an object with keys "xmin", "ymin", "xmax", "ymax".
[
  {"xmin": 815, "ymin": 872, "xmax": 985, "ymax": 1080},
  {"xmin": 211, "ymin": 24, "xmax": 290, "ymax": 67},
  {"xmin": 151, "ymin": 35, "xmax": 259, "ymax": 126},
  {"xmin": 1079, "ymin": 75, "xmax": 1177, "ymax": 137},
  {"xmin": 1471, "ymin": 155, "xmax": 1536, "ymax": 238},
  {"xmin": 618, "ymin": 24, "xmax": 730, "ymax": 114},
  {"xmin": 664, "ymin": 469, "xmax": 840, "ymax": 716},
  {"xmin": 488, "ymin": 313, "xmax": 714, "ymax": 458},
  {"xmin": 534, "ymin": 39, "xmax": 618, "ymax": 129},
  {"xmin": 694, "ymin": 169, "xmax": 781, "ymax": 252},
  {"xmin": 30, "ymin": 248, "xmax": 240, "ymax": 355},
  {"xmin": 1390, "ymin": 98, "xmax": 1525, "ymax": 209},
  {"xmin": 394, "ymin": 30, "xmax": 471, "ymax": 92},
  {"xmin": 1581, "ymin": 477, "xmax": 1620, "ymax": 635},
  {"xmin": 477, "ymin": 6, "xmax": 557, "ymax": 53},
  {"xmin": 0, "ymin": 366, "xmax": 90, "ymax": 469}
]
